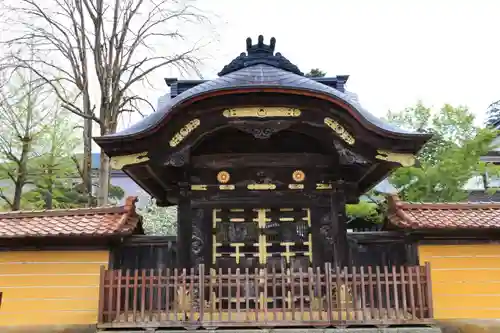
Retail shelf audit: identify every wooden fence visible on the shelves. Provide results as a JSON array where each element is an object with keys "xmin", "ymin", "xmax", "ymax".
[{"xmin": 98, "ymin": 263, "xmax": 434, "ymax": 329}]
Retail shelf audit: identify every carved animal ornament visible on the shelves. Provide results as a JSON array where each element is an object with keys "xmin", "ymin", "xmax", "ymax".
[
  {"xmin": 375, "ymin": 150, "xmax": 416, "ymax": 167},
  {"xmin": 109, "ymin": 152, "xmax": 149, "ymax": 170}
]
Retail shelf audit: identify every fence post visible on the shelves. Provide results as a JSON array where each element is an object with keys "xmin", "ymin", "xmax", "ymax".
[
  {"xmin": 325, "ymin": 263, "xmax": 333, "ymax": 324},
  {"xmin": 424, "ymin": 262, "xmax": 434, "ymax": 319},
  {"xmin": 199, "ymin": 264, "xmax": 205, "ymax": 323},
  {"xmin": 98, "ymin": 265, "xmax": 106, "ymax": 324}
]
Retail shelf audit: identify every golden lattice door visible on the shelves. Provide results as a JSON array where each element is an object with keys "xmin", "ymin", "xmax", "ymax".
[{"xmin": 212, "ymin": 207, "xmax": 312, "ymax": 270}]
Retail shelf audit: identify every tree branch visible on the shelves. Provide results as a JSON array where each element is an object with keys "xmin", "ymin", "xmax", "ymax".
[{"xmin": 0, "ymin": 188, "xmax": 13, "ymax": 209}]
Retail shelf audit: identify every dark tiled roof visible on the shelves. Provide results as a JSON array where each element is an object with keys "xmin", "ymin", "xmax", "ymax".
[
  {"xmin": 97, "ymin": 64, "xmax": 423, "ymax": 141},
  {"xmin": 0, "ymin": 196, "xmax": 141, "ymax": 239},
  {"xmin": 387, "ymin": 195, "xmax": 500, "ymax": 230},
  {"xmin": 218, "ymin": 35, "xmax": 303, "ymax": 76},
  {"xmin": 164, "ymin": 76, "xmax": 350, "ymax": 99}
]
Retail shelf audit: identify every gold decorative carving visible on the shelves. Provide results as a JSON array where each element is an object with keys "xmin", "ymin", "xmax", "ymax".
[
  {"xmin": 305, "ymin": 233, "xmax": 313, "ymax": 262},
  {"xmin": 258, "ymin": 292, "xmax": 272, "ymax": 310},
  {"xmin": 376, "ymin": 150, "xmax": 416, "ymax": 167},
  {"xmin": 311, "ymin": 295, "xmax": 324, "ymax": 310},
  {"xmin": 324, "ymin": 117, "xmax": 355, "ymax": 145},
  {"xmin": 292, "ymin": 170, "xmax": 306, "ymax": 182},
  {"xmin": 288, "ymin": 184, "xmax": 304, "ymax": 190},
  {"xmin": 254, "ymin": 208, "xmax": 270, "ymax": 228},
  {"xmin": 303, "ymin": 208, "xmax": 311, "ymax": 227},
  {"xmin": 212, "ymin": 234, "xmax": 222, "ymax": 264},
  {"xmin": 110, "ymin": 152, "xmax": 149, "ymax": 170},
  {"xmin": 190, "ymin": 184, "xmax": 207, "ymax": 191},
  {"xmin": 217, "ymin": 170, "xmax": 230, "ymax": 183},
  {"xmin": 253, "ymin": 234, "xmax": 271, "ymax": 264},
  {"xmin": 169, "ymin": 119, "xmax": 200, "ymax": 147},
  {"xmin": 223, "ymin": 107, "xmax": 301, "ymax": 118},
  {"xmin": 229, "ymin": 243, "xmax": 245, "ymax": 264},
  {"xmin": 176, "ymin": 285, "xmax": 192, "ymax": 312},
  {"xmin": 247, "ymin": 183, "xmax": 276, "ymax": 190},
  {"xmin": 280, "ymin": 242, "xmax": 296, "ymax": 264},
  {"xmin": 219, "ymin": 184, "xmax": 235, "ymax": 190},
  {"xmin": 285, "ymin": 290, "xmax": 293, "ymax": 309},
  {"xmin": 212, "ymin": 209, "xmax": 221, "ymax": 228},
  {"xmin": 316, "ymin": 183, "xmax": 332, "ymax": 190}
]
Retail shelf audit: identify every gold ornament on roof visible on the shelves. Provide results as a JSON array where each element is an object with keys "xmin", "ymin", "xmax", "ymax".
[
  {"xmin": 376, "ymin": 150, "xmax": 416, "ymax": 167},
  {"xmin": 169, "ymin": 119, "xmax": 200, "ymax": 147},
  {"xmin": 222, "ymin": 107, "xmax": 301, "ymax": 118},
  {"xmin": 217, "ymin": 170, "xmax": 230, "ymax": 183},
  {"xmin": 324, "ymin": 117, "xmax": 355, "ymax": 145},
  {"xmin": 292, "ymin": 170, "xmax": 305, "ymax": 182},
  {"xmin": 247, "ymin": 183, "xmax": 276, "ymax": 190}
]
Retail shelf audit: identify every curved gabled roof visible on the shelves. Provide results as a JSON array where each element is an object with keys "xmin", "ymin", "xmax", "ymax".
[
  {"xmin": 98, "ymin": 63, "xmax": 423, "ymax": 142},
  {"xmin": 96, "ymin": 35, "xmax": 431, "ymax": 148}
]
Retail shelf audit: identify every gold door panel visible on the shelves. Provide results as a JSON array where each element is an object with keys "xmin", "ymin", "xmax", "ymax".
[{"xmin": 212, "ymin": 208, "xmax": 312, "ymax": 269}]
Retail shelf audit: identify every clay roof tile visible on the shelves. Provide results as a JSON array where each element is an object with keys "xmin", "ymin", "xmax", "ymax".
[
  {"xmin": 387, "ymin": 195, "xmax": 500, "ymax": 230},
  {"xmin": 0, "ymin": 196, "xmax": 141, "ymax": 239}
]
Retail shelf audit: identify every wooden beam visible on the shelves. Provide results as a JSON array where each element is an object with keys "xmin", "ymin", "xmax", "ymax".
[
  {"xmin": 124, "ymin": 167, "xmax": 167, "ymax": 203},
  {"xmin": 145, "ymin": 164, "xmax": 170, "ymax": 190},
  {"xmin": 192, "ymin": 153, "xmax": 334, "ymax": 168}
]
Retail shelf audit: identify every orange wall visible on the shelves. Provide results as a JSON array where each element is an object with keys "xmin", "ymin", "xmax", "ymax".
[
  {"xmin": 418, "ymin": 244, "xmax": 500, "ymax": 319},
  {"xmin": 0, "ymin": 250, "xmax": 109, "ymax": 326}
]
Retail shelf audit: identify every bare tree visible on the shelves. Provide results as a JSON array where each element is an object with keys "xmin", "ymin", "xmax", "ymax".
[{"xmin": 2, "ymin": 0, "xmax": 211, "ymax": 205}]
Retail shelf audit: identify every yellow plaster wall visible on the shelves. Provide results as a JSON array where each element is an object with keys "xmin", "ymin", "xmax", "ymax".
[
  {"xmin": 418, "ymin": 244, "xmax": 500, "ymax": 320},
  {"xmin": 0, "ymin": 250, "xmax": 109, "ymax": 326}
]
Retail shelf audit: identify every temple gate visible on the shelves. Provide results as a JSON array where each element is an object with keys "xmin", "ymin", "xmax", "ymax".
[
  {"xmin": 95, "ymin": 35, "xmax": 430, "ymax": 280},
  {"xmin": 93, "ymin": 36, "xmax": 438, "ymax": 331}
]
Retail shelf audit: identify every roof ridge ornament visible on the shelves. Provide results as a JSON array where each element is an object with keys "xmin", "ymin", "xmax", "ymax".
[{"xmin": 218, "ymin": 35, "xmax": 304, "ymax": 76}]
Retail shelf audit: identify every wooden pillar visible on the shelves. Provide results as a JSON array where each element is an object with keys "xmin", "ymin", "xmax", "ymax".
[
  {"xmin": 177, "ymin": 184, "xmax": 192, "ymax": 269},
  {"xmin": 311, "ymin": 206, "xmax": 329, "ymax": 268},
  {"xmin": 316, "ymin": 181, "xmax": 349, "ymax": 267},
  {"xmin": 332, "ymin": 181, "xmax": 349, "ymax": 267},
  {"xmin": 191, "ymin": 208, "xmax": 209, "ymax": 268}
]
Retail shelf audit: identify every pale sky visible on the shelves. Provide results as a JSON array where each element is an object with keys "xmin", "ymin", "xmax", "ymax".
[
  {"xmin": 2, "ymin": 0, "xmax": 498, "ymax": 131},
  {"xmin": 128, "ymin": 0, "xmax": 500, "ymax": 129}
]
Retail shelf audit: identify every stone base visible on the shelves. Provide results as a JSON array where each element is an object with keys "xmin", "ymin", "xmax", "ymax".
[
  {"xmin": 438, "ymin": 320, "xmax": 500, "ymax": 333},
  {"xmin": 2, "ymin": 325, "xmax": 96, "ymax": 333},
  {"xmin": 97, "ymin": 327, "xmax": 442, "ymax": 333}
]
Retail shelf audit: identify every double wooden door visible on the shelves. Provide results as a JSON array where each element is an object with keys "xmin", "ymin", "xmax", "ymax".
[{"xmin": 212, "ymin": 207, "xmax": 312, "ymax": 271}]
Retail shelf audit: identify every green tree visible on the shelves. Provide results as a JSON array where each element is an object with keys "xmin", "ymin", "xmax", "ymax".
[
  {"xmin": 387, "ymin": 101, "xmax": 499, "ymax": 202},
  {"xmin": 0, "ymin": 69, "xmax": 52, "ymax": 210},
  {"xmin": 346, "ymin": 201, "xmax": 384, "ymax": 224},
  {"xmin": 108, "ymin": 185, "xmax": 125, "ymax": 204},
  {"xmin": 138, "ymin": 199, "xmax": 177, "ymax": 236},
  {"xmin": 0, "ymin": 80, "xmax": 126, "ymax": 210},
  {"xmin": 305, "ymin": 68, "xmax": 327, "ymax": 78},
  {"xmin": 22, "ymin": 107, "xmax": 82, "ymax": 209}
]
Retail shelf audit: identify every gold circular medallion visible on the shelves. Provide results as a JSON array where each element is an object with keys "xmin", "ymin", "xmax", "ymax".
[
  {"xmin": 292, "ymin": 170, "xmax": 305, "ymax": 182},
  {"xmin": 217, "ymin": 171, "xmax": 230, "ymax": 184}
]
